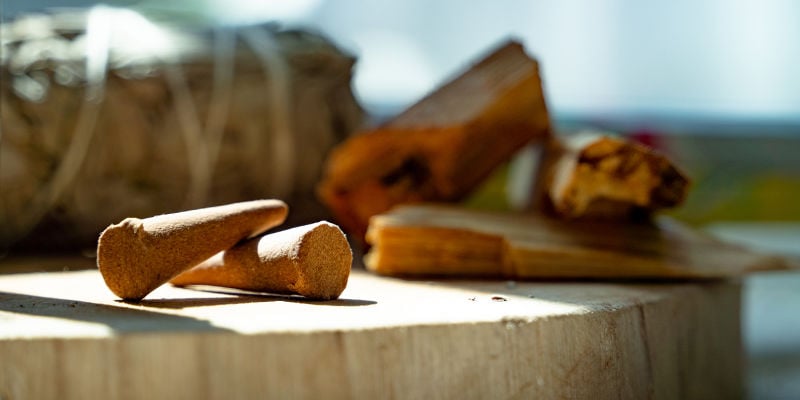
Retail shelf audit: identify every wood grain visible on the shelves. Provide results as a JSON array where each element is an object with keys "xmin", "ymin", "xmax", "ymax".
[{"xmin": 0, "ymin": 259, "xmax": 742, "ymax": 399}]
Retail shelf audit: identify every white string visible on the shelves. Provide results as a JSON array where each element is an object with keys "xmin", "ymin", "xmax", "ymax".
[
  {"xmin": 163, "ymin": 60, "xmax": 212, "ymax": 208},
  {"xmin": 241, "ymin": 27, "xmax": 295, "ymax": 199},
  {"xmin": 204, "ymin": 28, "xmax": 236, "ymax": 183},
  {"xmin": 163, "ymin": 27, "xmax": 238, "ymax": 208},
  {"xmin": 8, "ymin": 5, "xmax": 109, "ymax": 241}
]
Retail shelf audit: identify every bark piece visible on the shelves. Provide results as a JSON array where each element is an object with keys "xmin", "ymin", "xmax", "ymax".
[{"xmin": 539, "ymin": 132, "xmax": 690, "ymax": 220}]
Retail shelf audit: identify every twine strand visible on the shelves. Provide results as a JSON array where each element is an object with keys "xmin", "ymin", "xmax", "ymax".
[
  {"xmin": 241, "ymin": 27, "xmax": 295, "ymax": 199},
  {"xmin": 9, "ymin": 5, "xmax": 110, "ymax": 241}
]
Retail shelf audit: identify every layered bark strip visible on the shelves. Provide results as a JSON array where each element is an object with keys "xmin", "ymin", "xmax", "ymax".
[
  {"xmin": 365, "ymin": 204, "xmax": 788, "ymax": 279},
  {"xmin": 318, "ymin": 40, "xmax": 551, "ymax": 240}
]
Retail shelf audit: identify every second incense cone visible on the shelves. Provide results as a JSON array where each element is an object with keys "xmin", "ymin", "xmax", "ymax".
[{"xmin": 171, "ymin": 221, "xmax": 353, "ymax": 300}]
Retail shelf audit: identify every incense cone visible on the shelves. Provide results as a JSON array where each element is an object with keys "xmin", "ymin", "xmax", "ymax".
[
  {"xmin": 97, "ymin": 199, "xmax": 289, "ymax": 300},
  {"xmin": 171, "ymin": 221, "xmax": 353, "ymax": 300}
]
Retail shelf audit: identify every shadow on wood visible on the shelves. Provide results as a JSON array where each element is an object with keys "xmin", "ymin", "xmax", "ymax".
[
  {"xmin": 0, "ymin": 291, "xmax": 232, "ymax": 333},
  {"xmin": 136, "ymin": 287, "xmax": 377, "ymax": 309}
]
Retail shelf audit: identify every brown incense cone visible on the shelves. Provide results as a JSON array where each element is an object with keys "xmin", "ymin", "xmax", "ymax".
[
  {"xmin": 171, "ymin": 221, "xmax": 353, "ymax": 300},
  {"xmin": 97, "ymin": 199, "xmax": 289, "ymax": 300}
]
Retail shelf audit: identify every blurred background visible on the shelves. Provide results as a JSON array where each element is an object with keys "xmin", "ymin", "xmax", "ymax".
[
  {"xmin": 9, "ymin": 0, "xmax": 798, "ymax": 223},
  {"xmin": 3, "ymin": 0, "xmax": 799, "ymax": 398}
]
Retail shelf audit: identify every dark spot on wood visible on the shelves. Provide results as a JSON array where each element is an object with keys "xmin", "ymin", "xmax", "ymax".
[
  {"xmin": 651, "ymin": 165, "xmax": 689, "ymax": 206},
  {"xmin": 380, "ymin": 157, "xmax": 430, "ymax": 188}
]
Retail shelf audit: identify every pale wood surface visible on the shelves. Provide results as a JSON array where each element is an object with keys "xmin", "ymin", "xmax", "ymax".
[{"xmin": 1, "ymin": 259, "xmax": 741, "ymax": 399}]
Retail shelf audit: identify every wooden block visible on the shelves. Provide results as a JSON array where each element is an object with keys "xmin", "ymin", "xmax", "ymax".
[
  {"xmin": 537, "ymin": 132, "xmax": 690, "ymax": 220},
  {"xmin": 0, "ymin": 263, "xmax": 741, "ymax": 399},
  {"xmin": 365, "ymin": 204, "xmax": 789, "ymax": 278},
  {"xmin": 317, "ymin": 41, "xmax": 551, "ymax": 240}
]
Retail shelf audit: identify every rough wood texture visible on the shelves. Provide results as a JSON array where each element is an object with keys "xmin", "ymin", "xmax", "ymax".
[
  {"xmin": 365, "ymin": 204, "xmax": 789, "ymax": 278},
  {"xmin": 537, "ymin": 132, "xmax": 690, "ymax": 220},
  {"xmin": 171, "ymin": 221, "xmax": 353, "ymax": 300},
  {"xmin": 1, "ymin": 264, "xmax": 741, "ymax": 399},
  {"xmin": 317, "ymin": 40, "xmax": 551, "ymax": 240}
]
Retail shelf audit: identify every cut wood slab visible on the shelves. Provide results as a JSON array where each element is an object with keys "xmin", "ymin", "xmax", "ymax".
[
  {"xmin": 317, "ymin": 40, "xmax": 551, "ymax": 240},
  {"xmin": 365, "ymin": 204, "xmax": 789, "ymax": 278},
  {"xmin": 1, "ymin": 262, "xmax": 741, "ymax": 399}
]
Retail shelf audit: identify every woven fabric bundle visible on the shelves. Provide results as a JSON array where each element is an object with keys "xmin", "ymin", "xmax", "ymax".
[{"xmin": 0, "ymin": 7, "xmax": 364, "ymax": 249}]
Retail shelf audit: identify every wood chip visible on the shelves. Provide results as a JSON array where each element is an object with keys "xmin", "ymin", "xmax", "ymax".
[{"xmin": 537, "ymin": 132, "xmax": 690, "ymax": 220}]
